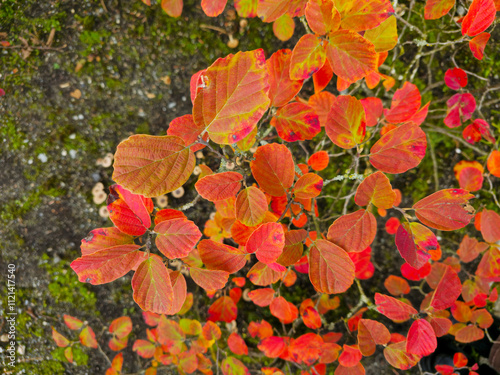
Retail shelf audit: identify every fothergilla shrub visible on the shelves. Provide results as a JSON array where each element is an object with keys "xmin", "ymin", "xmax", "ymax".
[{"xmin": 51, "ymin": 0, "xmax": 500, "ymax": 374}]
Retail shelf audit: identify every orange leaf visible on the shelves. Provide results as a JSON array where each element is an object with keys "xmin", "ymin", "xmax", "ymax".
[
  {"xmin": 107, "ymin": 185, "xmax": 152, "ymax": 236},
  {"xmin": 154, "ymin": 218, "xmax": 201, "ymax": 259},
  {"xmin": 327, "ymin": 209, "xmax": 377, "ymax": 253},
  {"xmin": 250, "ymin": 143, "xmax": 295, "ymax": 197},
  {"xmin": 132, "ymin": 255, "xmax": 174, "ymax": 314},
  {"xmin": 272, "ymin": 102, "xmax": 320, "ymax": 142},
  {"xmin": 326, "ymin": 30, "xmax": 377, "ymax": 83},
  {"xmin": 480, "ymin": 209, "xmax": 500, "ymax": 243},
  {"xmin": 267, "ymin": 49, "xmax": 304, "ymax": 108},
  {"xmin": 369, "ymin": 123, "xmax": 427, "ymax": 174},
  {"xmin": 247, "ymin": 261, "xmax": 285, "ymax": 285},
  {"xmin": 334, "ymin": 0, "xmax": 394, "ymax": 32},
  {"xmin": 413, "ymin": 189, "xmax": 475, "ymax": 231},
  {"xmin": 257, "ymin": 0, "xmax": 289, "ymax": 22},
  {"xmin": 80, "ymin": 326, "xmax": 98, "ymax": 348},
  {"xmin": 201, "ymin": 0, "xmax": 227, "ymax": 16},
  {"xmin": 384, "ymin": 275, "xmax": 410, "ymax": 296},
  {"xmin": 202, "ymin": 321, "xmax": 222, "ymax": 340},
  {"xmin": 293, "ymin": 173, "xmax": 323, "ymax": 199},
  {"xmin": 195, "ymin": 172, "xmax": 243, "ymax": 202},
  {"xmin": 167, "ymin": 114, "xmax": 206, "ymax": 152},
  {"xmin": 487, "ymin": 150, "xmax": 500, "ymax": 177},
  {"xmin": 309, "ymin": 239, "xmax": 355, "ymax": 294},
  {"xmin": 190, "ymin": 268, "xmax": 229, "ymax": 290},
  {"xmin": 383, "ymin": 341, "xmax": 421, "ymax": 370},
  {"xmin": 309, "ymin": 91, "xmax": 336, "ymax": 127},
  {"xmin": 167, "ymin": 270, "xmax": 188, "ymax": 315},
  {"xmin": 270, "ymin": 296, "xmax": 298, "ymax": 324},
  {"xmin": 358, "ymin": 319, "xmax": 391, "ymax": 356},
  {"xmin": 290, "ymin": 34, "xmax": 326, "ymax": 80},
  {"xmin": 258, "ymin": 336, "xmax": 287, "ymax": 358},
  {"xmin": 64, "ymin": 315, "xmax": 83, "ymax": 330},
  {"xmin": 248, "ymin": 288, "xmax": 276, "ymax": 307},
  {"xmin": 198, "ymin": 239, "xmax": 247, "ymax": 273},
  {"xmin": 235, "ymin": 187, "xmax": 268, "ymax": 226},
  {"xmin": 161, "ymin": 0, "xmax": 183, "ymax": 17},
  {"xmin": 308, "ymin": 151, "xmax": 329, "ymax": 171},
  {"xmin": 326, "ymin": 95, "xmax": 366, "ymax": 149},
  {"xmin": 338, "ymin": 344, "xmax": 362, "ymax": 367},
  {"xmin": 354, "ymin": 171, "xmax": 395, "ymax": 209},
  {"xmin": 424, "ymin": 0, "xmax": 455, "ymax": 19},
  {"xmin": 208, "ymin": 296, "xmax": 238, "ymax": 322},
  {"xmin": 455, "ymin": 325, "xmax": 484, "ymax": 343},
  {"xmin": 469, "ymin": 32, "xmax": 490, "ymax": 60},
  {"xmin": 276, "ymin": 229, "xmax": 307, "ymax": 266},
  {"xmin": 305, "ymin": 0, "xmax": 341, "ymax": 35},
  {"xmin": 228, "ymin": 332, "xmax": 249, "ymax": 355},
  {"xmin": 113, "ymin": 135, "xmax": 195, "ymax": 197},
  {"xmin": 193, "ymin": 50, "xmax": 270, "ymax": 144},
  {"xmin": 52, "ymin": 327, "xmax": 70, "ymax": 347},
  {"xmin": 273, "ymin": 14, "xmax": 295, "ymax": 41},
  {"xmin": 302, "ymin": 306, "xmax": 322, "ymax": 329},
  {"xmin": 289, "ymin": 333, "xmax": 323, "ymax": 366}
]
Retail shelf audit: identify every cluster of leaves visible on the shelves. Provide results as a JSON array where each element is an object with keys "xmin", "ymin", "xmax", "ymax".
[{"xmin": 50, "ymin": 0, "xmax": 500, "ymax": 374}]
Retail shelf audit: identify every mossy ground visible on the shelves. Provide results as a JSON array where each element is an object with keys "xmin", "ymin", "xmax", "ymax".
[{"xmin": 1, "ymin": 0, "xmax": 499, "ymax": 374}]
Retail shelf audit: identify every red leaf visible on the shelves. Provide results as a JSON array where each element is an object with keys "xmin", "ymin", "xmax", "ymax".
[
  {"xmin": 155, "ymin": 218, "xmax": 201, "ymax": 259},
  {"xmin": 444, "ymin": 68, "xmax": 468, "ymax": 90},
  {"xmin": 208, "ymin": 296, "xmax": 238, "ymax": 322},
  {"xmin": 71, "ymin": 245, "xmax": 146, "ymax": 285},
  {"xmin": 444, "ymin": 93, "xmax": 476, "ymax": 128},
  {"xmin": 289, "ymin": 333, "xmax": 323, "ymax": 366},
  {"xmin": 267, "ymin": 49, "xmax": 304, "ymax": 108},
  {"xmin": 429, "ymin": 265, "xmax": 462, "ymax": 310},
  {"xmin": 358, "ymin": 319, "xmax": 391, "ymax": 356},
  {"xmin": 406, "ymin": 319, "xmax": 437, "ymax": 356},
  {"xmin": 327, "ymin": 209, "xmax": 377, "ymax": 253},
  {"xmin": 167, "ymin": 114, "xmax": 206, "ymax": 152},
  {"xmin": 235, "ymin": 187, "xmax": 268, "ymax": 227},
  {"xmin": 412, "ymin": 189, "xmax": 475, "ymax": 231},
  {"xmin": 277, "ymin": 229, "xmax": 307, "ymax": 266},
  {"xmin": 338, "ymin": 344, "xmax": 362, "ymax": 367},
  {"xmin": 193, "ymin": 50, "xmax": 270, "ymax": 144},
  {"xmin": 228, "ymin": 332, "xmax": 248, "ymax": 355},
  {"xmin": 395, "ymin": 222, "xmax": 437, "ymax": 270},
  {"xmin": 313, "ymin": 60, "xmax": 334, "ymax": 93},
  {"xmin": 461, "ymin": 0, "xmax": 496, "ymax": 36},
  {"xmin": 384, "ymin": 82, "xmax": 421, "ymax": 123},
  {"xmin": 198, "ymin": 239, "xmax": 247, "ymax": 273},
  {"xmin": 302, "ymin": 306, "xmax": 322, "ymax": 329},
  {"xmin": 247, "ymin": 261, "xmax": 285, "ymax": 286},
  {"xmin": 246, "ymin": 222, "xmax": 285, "ymax": 264},
  {"xmin": 107, "ymin": 185, "xmax": 152, "ymax": 236},
  {"xmin": 112, "ymin": 135, "xmax": 195, "ymax": 197},
  {"xmin": 375, "ymin": 293, "xmax": 417, "ymax": 322},
  {"xmin": 154, "ymin": 209, "xmax": 186, "ymax": 225},
  {"xmin": 132, "ymin": 255, "xmax": 174, "ymax": 314},
  {"xmin": 195, "ymin": 172, "xmax": 243, "ymax": 202},
  {"xmin": 309, "ymin": 91, "xmax": 336, "ymax": 127},
  {"xmin": 272, "ymin": 102, "xmax": 320, "ymax": 142},
  {"xmin": 309, "ymin": 239, "xmax": 355, "ymax": 294},
  {"xmin": 488, "ymin": 150, "xmax": 500, "ymax": 177},
  {"xmin": 81, "ymin": 227, "xmax": 134, "ymax": 256},
  {"xmin": 360, "ymin": 97, "xmax": 383, "ymax": 127},
  {"xmin": 258, "ymin": 336, "xmax": 287, "ymax": 358},
  {"xmin": 355, "ymin": 171, "xmax": 395, "ymax": 209},
  {"xmin": 250, "ymin": 143, "xmax": 295, "ymax": 197}
]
